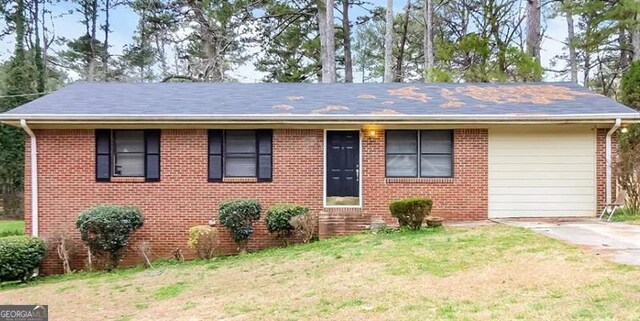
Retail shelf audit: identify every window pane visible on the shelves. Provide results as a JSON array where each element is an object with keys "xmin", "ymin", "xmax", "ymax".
[
  {"xmin": 421, "ymin": 130, "xmax": 452, "ymax": 154},
  {"xmin": 225, "ymin": 131, "xmax": 256, "ymax": 153},
  {"xmin": 114, "ymin": 153, "xmax": 144, "ymax": 176},
  {"xmin": 386, "ymin": 155, "xmax": 418, "ymax": 177},
  {"xmin": 386, "ymin": 131, "xmax": 417, "ymax": 154},
  {"xmin": 420, "ymin": 155, "xmax": 452, "ymax": 177},
  {"xmin": 225, "ymin": 155, "xmax": 257, "ymax": 177},
  {"xmin": 115, "ymin": 131, "xmax": 144, "ymax": 153}
]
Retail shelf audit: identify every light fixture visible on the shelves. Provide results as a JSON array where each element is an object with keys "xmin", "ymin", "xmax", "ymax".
[
  {"xmin": 621, "ymin": 127, "xmax": 629, "ymax": 134},
  {"xmin": 362, "ymin": 125, "xmax": 379, "ymax": 138}
]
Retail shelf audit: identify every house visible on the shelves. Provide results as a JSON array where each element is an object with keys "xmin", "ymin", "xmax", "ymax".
[{"xmin": 1, "ymin": 81, "xmax": 639, "ymax": 274}]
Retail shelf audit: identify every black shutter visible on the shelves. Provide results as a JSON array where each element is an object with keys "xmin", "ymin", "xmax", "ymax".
[
  {"xmin": 256, "ymin": 130, "xmax": 273, "ymax": 182},
  {"xmin": 145, "ymin": 130, "xmax": 161, "ymax": 182},
  {"xmin": 95, "ymin": 129, "xmax": 111, "ymax": 182},
  {"xmin": 208, "ymin": 130, "xmax": 223, "ymax": 182}
]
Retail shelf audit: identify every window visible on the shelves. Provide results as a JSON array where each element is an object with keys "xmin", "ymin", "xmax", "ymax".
[
  {"xmin": 113, "ymin": 131, "xmax": 145, "ymax": 177},
  {"xmin": 385, "ymin": 130, "xmax": 453, "ymax": 177},
  {"xmin": 208, "ymin": 130, "xmax": 272, "ymax": 181},
  {"xmin": 95, "ymin": 129, "xmax": 161, "ymax": 182}
]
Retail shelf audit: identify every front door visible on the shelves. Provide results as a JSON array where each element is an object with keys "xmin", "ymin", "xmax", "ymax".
[{"xmin": 326, "ymin": 131, "xmax": 360, "ymax": 205}]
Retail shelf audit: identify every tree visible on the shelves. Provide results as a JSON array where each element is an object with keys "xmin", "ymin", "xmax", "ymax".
[
  {"xmin": 0, "ymin": 0, "xmax": 34, "ymax": 217},
  {"xmin": 383, "ymin": 0, "xmax": 393, "ymax": 82},
  {"xmin": 618, "ymin": 61, "xmax": 640, "ymax": 214},
  {"xmin": 565, "ymin": 0, "xmax": 578, "ymax": 83},
  {"xmin": 255, "ymin": 0, "xmax": 321, "ymax": 82},
  {"xmin": 341, "ymin": 0, "xmax": 353, "ymax": 82},
  {"xmin": 526, "ymin": 0, "xmax": 541, "ymax": 64},
  {"xmin": 423, "ymin": 0, "xmax": 433, "ymax": 81}
]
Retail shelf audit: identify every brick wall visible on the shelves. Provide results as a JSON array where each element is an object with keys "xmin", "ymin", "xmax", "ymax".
[
  {"xmin": 595, "ymin": 128, "xmax": 618, "ymax": 213},
  {"xmin": 363, "ymin": 129, "xmax": 489, "ymax": 223},
  {"xmin": 23, "ymin": 127, "xmax": 519, "ymax": 274}
]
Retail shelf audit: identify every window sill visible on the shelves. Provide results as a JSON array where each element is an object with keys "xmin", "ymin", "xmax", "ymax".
[
  {"xmin": 222, "ymin": 177, "xmax": 258, "ymax": 183},
  {"xmin": 385, "ymin": 177, "xmax": 454, "ymax": 184},
  {"xmin": 110, "ymin": 176, "xmax": 147, "ymax": 183}
]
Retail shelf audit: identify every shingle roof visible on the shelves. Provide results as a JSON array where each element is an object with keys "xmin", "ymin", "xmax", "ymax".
[{"xmin": 2, "ymin": 81, "xmax": 639, "ymax": 122}]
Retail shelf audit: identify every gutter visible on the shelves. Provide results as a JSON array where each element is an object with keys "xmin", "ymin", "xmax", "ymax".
[
  {"xmin": 605, "ymin": 118, "xmax": 621, "ymax": 206},
  {"xmin": 1, "ymin": 112, "xmax": 640, "ymax": 122},
  {"xmin": 20, "ymin": 120, "xmax": 38, "ymax": 237}
]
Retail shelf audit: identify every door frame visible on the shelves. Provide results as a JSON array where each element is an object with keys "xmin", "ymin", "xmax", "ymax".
[{"xmin": 323, "ymin": 129, "xmax": 363, "ymax": 208}]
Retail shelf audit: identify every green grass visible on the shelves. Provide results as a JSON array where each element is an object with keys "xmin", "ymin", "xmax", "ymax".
[
  {"xmin": 611, "ymin": 208, "xmax": 640, "ymax": 224},
  {"xmin": 1, "ymin": 225, "xmax": 639, "ymax": 320},
  {"xmin": 0, "ymin": 220, "xmax": 24, "ymax": 237}
]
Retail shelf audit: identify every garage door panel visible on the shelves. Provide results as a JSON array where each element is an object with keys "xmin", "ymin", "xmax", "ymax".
[
  {"xmin": 490, "ymin": 186, "xmax": 595, "ymax": 195},
  {"xmin": 489, "ymin": 179, "xmax": 594, "ymax": 187},
  {"xmin": 488, "ymin": 127, "xmax": 596, "ymax": 218},
  {"xmin": 490, "ymin": 163, "xmax": 594, "ymax": 172},
  {"xmin": 489, "ymin": 148, "xmax": 593, "ymax": 158},
  {"xmin": 490, "ymin": 210, "xmax": 593, "ymax": 218},
  {"xmin": 490, "ymin": 201, "xmax": 595, "ymax": 211},
  {"xmin": 489, "ymin": 171, "xmax": 594, "ymax": 180},
  {"xmin": 490, "ymin": 194, "xmax": 596, "ymax": 203},
  {"xmin": 490, "ymin": 155, "xmax": 594, "ymax": 164}
]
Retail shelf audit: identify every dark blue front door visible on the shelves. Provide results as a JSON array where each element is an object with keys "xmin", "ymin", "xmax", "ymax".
[{"xmin": 326, "ymin": 131, "xmax": 359, "ymax": 198}]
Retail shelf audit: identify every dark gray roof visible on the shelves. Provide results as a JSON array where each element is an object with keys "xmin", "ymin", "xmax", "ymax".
[{"xmin": 2, "ymin": 81, "xmax": 639, "ymax": 121}]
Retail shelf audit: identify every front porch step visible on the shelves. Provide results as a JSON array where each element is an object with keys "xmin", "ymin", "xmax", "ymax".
[{"xmin": 318, "ymin": 208, "xmax": 370, "ymax": 239}]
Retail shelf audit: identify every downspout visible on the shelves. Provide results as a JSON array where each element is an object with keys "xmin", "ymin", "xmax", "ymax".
[
  {"xmin": 20, "ymin": 120, "xmax": 38, "ymax": 237},
  {"xmin": 605, "ymin": 118, "xmax": 621, "ymax": 205}
]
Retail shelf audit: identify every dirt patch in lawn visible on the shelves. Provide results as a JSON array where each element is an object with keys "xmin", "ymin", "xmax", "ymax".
[{"xmin": 1, "ymin": 226, "xmax": 639, "ymax": 321}]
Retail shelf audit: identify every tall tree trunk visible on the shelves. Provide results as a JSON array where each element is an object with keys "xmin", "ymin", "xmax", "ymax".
[
  {"xmin": 103, "ymin": 0, "xmax": 110, "ymax": 80},
  {"xmin": 41, "ymin": 0, "xmax": 49, "ymax": 87},
  {"xmin": 155, "ymin": 35, "xmax": 168, "ymax": 77},
  {"xmin": 565, "ymin": 0, "xmax": 577, "ymax": 83},
  {"xmin": 423, "ymin": 0, "xmax": 434, "ymax": 82},
  {"xmin": 384, "ymin": 0, "xmax": 394, "ymax": 82},
  {"xmin": 34, "ymin": 0, "xmax": 45, "ymax": 92},
  {"xmin": 317, "ymin": 0, "xmax": 328, "ymax": 82},
  {"xmin": 87, "ymin": 0, "xmax": 98, "ymax": 81},
  {"xmin": 325, "ymin": 0, "xmax": 336, "ymax": 82},
  {"xmin": 526, "ymin": 0, "xmax": 541, "ymax": 62},
  {"xmin": 633, "ymin": 2, "xmax": 640, "ymax": 62},
  {"xmin": 394, "ymin": 0, "xmax": 411, "ymax": 82},
  {"xmin": 619, "ymin": 27, "xmax": 630, "ymax": 72},
  {"xmin": 342, "ymin": 0, "xmax": 353, "ymax": 83}
]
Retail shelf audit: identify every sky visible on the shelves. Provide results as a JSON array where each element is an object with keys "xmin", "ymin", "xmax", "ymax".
[{"xmin": 0, "ymin": 0, "xmax": 569, "ymax": 83}]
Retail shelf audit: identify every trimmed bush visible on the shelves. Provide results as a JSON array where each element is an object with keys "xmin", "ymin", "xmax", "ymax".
[
  {"xmin": 188, "ymin": 225, "xmax": 219, "ymax": 259},
  {"xmin": 0, "ymin": 235, "xmax": 46, "ymax": 282},
  {"xmin": 76, "ymin": 205, "xmax": 144, "ymax": 270},
  {"xmin": 265, "ymin": 204, "xmax": 309, "ymax": 243},
  {"xmin": 289, "ymin": 213, "xmax": 317, "ymax": 243},
  {"xmin": 389, "ymin": 198, "xmax": 433, "ymax": 230},
  {"xmin": 218, "ymin": 199, "xmax": 261, "ymax": 251}
]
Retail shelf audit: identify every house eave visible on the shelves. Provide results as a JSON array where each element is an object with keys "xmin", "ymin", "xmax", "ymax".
[{"xmin": 1, "ymin": 113, "xmax": 639, "ymax": 128}]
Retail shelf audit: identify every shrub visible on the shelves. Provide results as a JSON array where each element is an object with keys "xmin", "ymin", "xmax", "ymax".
[
  {"xmin": 389, "ymin": 197, "xmax": 433, "ymax": 230},
  {"xmin": 218, "ymin": 199, "xmax": 261, "ymax": 251},
  {"xmin": 188, "ymin": 225, "xmax": 219, "ymax": 259},
  {"xmin": 265, "ymin": 204, "xmax": 309, "ymax": 242},
  {"xmin": 76, "ymin": 205, "xmax": 144, "ymax": 270},
  {"xmin": 0, "ymin": 235, "xmax": 46, "ymax": 282},
  {"xmin": 289, "ymin": 213, "xmax": 317, "ymax": 243}
]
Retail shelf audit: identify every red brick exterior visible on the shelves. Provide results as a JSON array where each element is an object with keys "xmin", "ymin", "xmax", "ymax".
[{"xmin": 23, "ymin": 127, "xmax": 606, "ymax": 274}]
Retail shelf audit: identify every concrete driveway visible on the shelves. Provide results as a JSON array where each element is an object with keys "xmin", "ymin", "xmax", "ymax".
[{"xmin": 496, "ymin": 218, "xmax": 640, "ymax": 266}]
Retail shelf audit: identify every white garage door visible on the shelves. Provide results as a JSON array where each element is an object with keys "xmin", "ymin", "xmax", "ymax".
[{"xmin": 488, "ymin": 127, "xmax": 596, "ymax": 218}]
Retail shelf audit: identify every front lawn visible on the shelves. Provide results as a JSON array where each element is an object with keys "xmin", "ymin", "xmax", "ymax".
[
  {"xmin": 1, "ymin": 225, "xmax": 639, "ymax": 320},
  {"xmin": 0, "ymin": 220, "xmax": 24, "ymax": 237}
]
